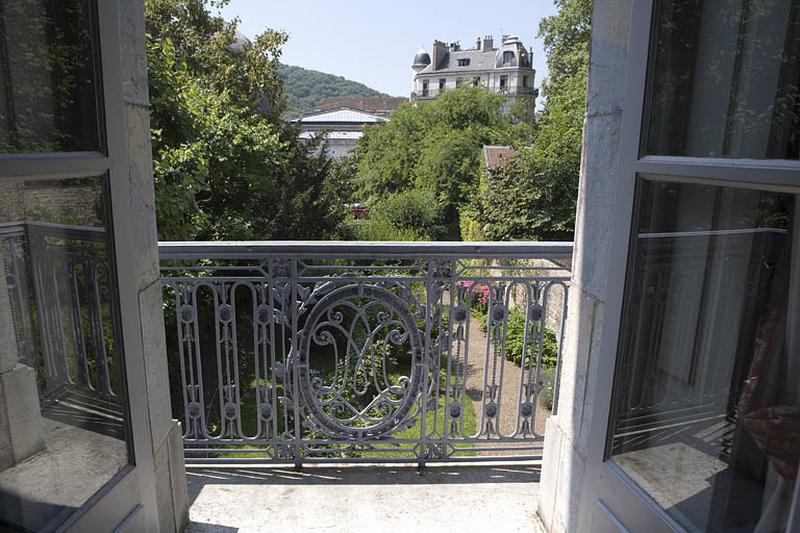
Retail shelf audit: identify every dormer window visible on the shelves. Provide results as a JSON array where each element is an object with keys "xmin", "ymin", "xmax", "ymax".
[
  {"xmin": 502, "ymin": 51, "xmax": 515, "ymax": 66},
  {"xmin": 457, "ymin": 58, "xmax": 470, "ymax": 67}
]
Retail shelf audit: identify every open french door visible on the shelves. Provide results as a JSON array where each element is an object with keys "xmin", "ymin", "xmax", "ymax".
[
  {"xmin": 581, "ymin": 1, "xmax": 800, "ymax": 531},
  {"xmin": 0, "ymin": 1, "xmax": 159, "ymax": 530}
]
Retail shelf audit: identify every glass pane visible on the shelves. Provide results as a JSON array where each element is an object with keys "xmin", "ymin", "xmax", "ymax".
[
  {"xmin": 610, "ymin": 178, "xmax": 799, "ymax": 532},
  {"xmin": 0, "ymin": 175, "xmax": 130, "ymax": 531},
  {"xmin": 645, "ymin": 0, "xmax": 800, "ymax": 159},
  {"xmin": 0, "ymin": 0, "xmax": 101, "ymax": 153}
]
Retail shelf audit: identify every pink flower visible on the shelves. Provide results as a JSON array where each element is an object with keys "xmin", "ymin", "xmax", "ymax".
[{"xmin": 457, "ymin": 280, "xmax": 489, "ymax": 304}]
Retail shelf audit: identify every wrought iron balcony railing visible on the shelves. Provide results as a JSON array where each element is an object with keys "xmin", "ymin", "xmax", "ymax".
[{"xmin": 160, "ymin": 241, "xmax": 572, "ymax": 465}]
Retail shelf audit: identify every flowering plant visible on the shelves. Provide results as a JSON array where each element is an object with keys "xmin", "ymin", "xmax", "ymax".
[{"xmin": 457, "ymin": 280, "xmax": 490, "ymax": 311}]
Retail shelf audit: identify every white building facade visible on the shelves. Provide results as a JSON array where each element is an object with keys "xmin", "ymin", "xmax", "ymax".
[
  {"xmin": 411, "ymin": 35, "xmax": 537, "ymax": 115},
  {"xmin": 297, "ymin": 108, "xmax": 388, "ymax": 159}
]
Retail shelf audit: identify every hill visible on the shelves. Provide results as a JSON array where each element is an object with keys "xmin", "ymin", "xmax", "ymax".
[{"xmin": 278, "ymin": 64, "xmax": 389, "ymax": 119}]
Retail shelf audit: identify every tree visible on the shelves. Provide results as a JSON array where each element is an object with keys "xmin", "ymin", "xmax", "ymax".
[
  {"xmin": 145, "ymin": 0, "xmax": 345, "ymax": 241},
  {"xmin": 477, "ymin": 0, "xmax": 591, "ymax": 241},
  {"xmin": 349, "ymin": 86, "xmax": 533, "ymax": 240}
]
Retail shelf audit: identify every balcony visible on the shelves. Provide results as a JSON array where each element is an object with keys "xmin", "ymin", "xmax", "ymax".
[
  {"xmin": 1, "ymin": 223, "xmax": 570, "ymax": 529},
  {"xmin": 160, "ymin": 240, "xmax": 569, "ymax": 530}
]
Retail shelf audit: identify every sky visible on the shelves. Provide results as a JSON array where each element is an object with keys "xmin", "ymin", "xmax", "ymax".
[{"xmin": 219, "ymin": 0, "xmax": 558, "ymax": 101}]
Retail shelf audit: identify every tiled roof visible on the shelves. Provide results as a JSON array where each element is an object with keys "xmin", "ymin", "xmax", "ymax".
[
  {"xmin": 315, "ymin": 96, "xmax": 407, "ymax": 115},
  {"xmin": 483, "ymin": 145, "xmax": 519, "ymax": 171}
]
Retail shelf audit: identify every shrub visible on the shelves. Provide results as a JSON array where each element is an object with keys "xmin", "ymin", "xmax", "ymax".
[
  {"xmin": 483, "ymin": 308, "xmax": 560, "ymax": 369},
  {"xmin": 457, "ymin": 280, "xmax": 490, "ymax": 316},
  {"xmin": 372, "ymin": 189, "xmax": 445, "ymax": 240},
  {"xmin": 458, "ymin": 207, "xmax": 485, "ymax": 241},
  {"xmin": 343, "ymin": 216, "xmax": 424, "ymax": 241}
]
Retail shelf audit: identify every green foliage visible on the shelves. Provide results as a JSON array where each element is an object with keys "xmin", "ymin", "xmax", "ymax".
[
  {"xmin": 372, "ymin": 189, "xmax": 445, "ymax": 240},
  {"xmin": 458, "ymin": 206, "xmax": 485, "ymax": 242},
  {"xmin": 343, "ymin": 216, "xmax": 424, "ymax": 241},
  {"xmin": 479, "ymin": 308, "xmax": 559, "ymax": 369},
  {"xmin": 476, "ymin": 0, "xmax": 591, "ymax": 241},
  {"xmin": 146, "ymin": 0, "xmax": 345, "ymax": 241},
  {"xmin": 477, "ymin": 146, "xmax": 579, "ymax": 240},
  {"xmin": 503, "ymin": 310, "xmax": 560, "ymax": 369},
  {"xmin": 350, "ymin": 87, "xmax": 533, "ymax": 240},
  {"xmin": 278, "ymin": 64, "xmax": 387, "ymax": 119},
  {"xmin": 538, "ymin": 0, "xmax": 592, "ymax": 100},
  {"xmin": 328, "ymin": 155, "xmax": 358, "ymax": 203}
]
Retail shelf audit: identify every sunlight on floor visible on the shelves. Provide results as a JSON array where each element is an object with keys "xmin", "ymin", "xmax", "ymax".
[{"xmin": 184, "ymin": 463, "xmax": 543, "ymax": 532}]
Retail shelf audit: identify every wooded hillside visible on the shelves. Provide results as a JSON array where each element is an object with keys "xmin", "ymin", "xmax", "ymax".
[{"xmin": 278, "ymin": 63, "xmax": 389, "ymax": 119}]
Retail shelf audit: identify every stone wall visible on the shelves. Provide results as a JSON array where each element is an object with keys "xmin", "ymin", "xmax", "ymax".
[
  {"xmin": 502, "ymin": 258, "xmax": 570, "ymax": 338},
  {"xmin": 536, "ymin": 1, "xmax": 631, "ymax": 531}
]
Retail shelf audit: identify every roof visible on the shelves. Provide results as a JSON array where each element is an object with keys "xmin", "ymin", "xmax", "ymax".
[
  {"xmin": 439, "ymin": 49, "xmax": 497, "ymax": 73},
  {"xmin": 418, "ymin": 48, "xmax": 535, "ymax": 75},
  {"xmin": 416, "ymin": 38, "xmax": 534, "ymax": 76},
  {"xmin": 297, "ymin": 108, "xmax": 388, "ymax": 124},
  {"xmin": 483, "ymin": 145, "xmax": 519, "ymax": 171},
  {"xmin": 315, "ymin": 96, "xmax": 407, "ymax": 116},
  {"xmin": 413, "ymin": 48, "xmax": 431, "ymax": 68}
]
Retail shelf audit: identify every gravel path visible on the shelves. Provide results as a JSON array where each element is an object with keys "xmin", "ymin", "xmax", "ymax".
[{"xmin": 463, "ymin": 315, "xmax": 549, "ymax": 454}]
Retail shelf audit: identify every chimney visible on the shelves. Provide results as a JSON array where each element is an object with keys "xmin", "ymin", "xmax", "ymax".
[
  {"xmin": 483, "ymin": 35, "xmax": 494, "ymax": 52},
  {"xmin": 476, "ymin": 37, "xmax": 481, "ymax": 50},
  {"xmin": 431, "ymin": 40, "xmax": 448, "ymax": 71}
]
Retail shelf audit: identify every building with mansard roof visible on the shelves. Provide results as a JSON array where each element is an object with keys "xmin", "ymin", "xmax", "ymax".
[{"xmin": 412, "ymin": 35, "xmax": 537, "ymax": 117}]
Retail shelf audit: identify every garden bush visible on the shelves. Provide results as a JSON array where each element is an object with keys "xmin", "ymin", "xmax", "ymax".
[
  {"xmin": 476, "ymin": 306, "xmax": 560, "ymax": 369},
  {"xmin": 343, "ymin": 216, "xmax": 424, "ymax": 241}
]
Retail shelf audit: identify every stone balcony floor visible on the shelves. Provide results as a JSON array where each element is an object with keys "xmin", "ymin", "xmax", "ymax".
[{"xmin": 185, "ymin": 462, "xmax": 544, "ymax": 532}]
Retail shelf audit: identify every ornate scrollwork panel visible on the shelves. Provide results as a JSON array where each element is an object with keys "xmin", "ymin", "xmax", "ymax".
[{"xmin": 296, "ymin": 284, "xmax": 425, "ymax": 439}]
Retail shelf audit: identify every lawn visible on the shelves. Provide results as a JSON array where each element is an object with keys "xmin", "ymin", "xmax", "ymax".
[{"xmin": 212, "ymin": 372, "xmax": 478, "ymax": 461}]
